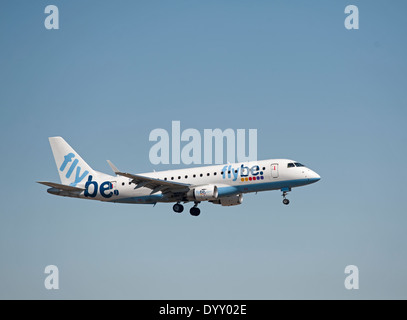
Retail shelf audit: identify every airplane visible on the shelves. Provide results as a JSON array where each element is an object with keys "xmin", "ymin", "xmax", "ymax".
[{"xmin": 38, "ymin": 137, "xmax": 321, "ymax": 216}]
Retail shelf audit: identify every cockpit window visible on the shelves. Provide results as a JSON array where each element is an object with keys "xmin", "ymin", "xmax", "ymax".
[
  {"xmin": 294, "ymin": 162, "xmax": 305, "ymax": 167},
  {"xmin": 287, "ymin": 163, "xmax": 295, "ymax": 168}
]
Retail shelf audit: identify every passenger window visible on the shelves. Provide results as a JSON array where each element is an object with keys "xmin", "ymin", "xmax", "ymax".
[
  {"xmin": 207, "ymin": 173, "xmax": 210, "ymax": 176},
  {"xmin": 262, "ymin": 167, "xmax": 266, "ymax": 170},
  {"xmin": 200, "ymin": 174, "xmax": 203, "ymax": 177},
  {"xmin": 214, "ymin": 172, "xmax": 217, "ymax": 176},
  {"xmin": 178, "ymin": 176, "xmax": 181, "ymax": 179},
  {"xmin": 193, "ymin": 174, "xmax": 196, "ymax": 178},
  {"xmin": 164, "ymin": 178, "xmax": 167, "ymax": 181},
  {"xmin": 185, "ymin": 175, "xmax": 188, "ymax": 179},
  {"xmin": 122, "ymin": 182, "xmax": 125, "ymax": 186},
  {"xmin": 171, "ymin": 177, "xmax": 174, "ymax": 180}
]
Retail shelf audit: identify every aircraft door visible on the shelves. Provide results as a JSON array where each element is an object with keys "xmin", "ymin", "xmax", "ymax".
[{"xmin": 271, "ymin": 163, "xmax": 279, "ymax": 178}]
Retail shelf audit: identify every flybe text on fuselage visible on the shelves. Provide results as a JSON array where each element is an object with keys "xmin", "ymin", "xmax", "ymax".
[
  {"xmin": 84, "ymin": 175, "xmax": 119, "ymax": 198},
  {"xmin": 222, "ymin": 164, "xmax": 265, "ymax": 182}
]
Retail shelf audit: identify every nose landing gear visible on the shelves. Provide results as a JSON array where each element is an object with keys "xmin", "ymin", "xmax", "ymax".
[{"xmin": 281, "ymin": 187, "xmax": 291, "ymax": 205}]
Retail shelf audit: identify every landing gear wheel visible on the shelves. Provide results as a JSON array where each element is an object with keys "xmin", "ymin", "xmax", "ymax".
[
  {"xmin": 281, "ymin": 190, "xmax": 290, "ymax": 205},
  {"xmin": 173, "ymin": 203, "xmax": 184, "ymax": 213},
  {"xmin": 190, "ymin": 207, "xmax": 201, "ymax": 216}
]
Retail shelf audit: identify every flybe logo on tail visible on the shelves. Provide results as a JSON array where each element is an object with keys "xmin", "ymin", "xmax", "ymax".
[{"xmin": 60, "ymin": 153, "xmax": 89, "ymax": 187}]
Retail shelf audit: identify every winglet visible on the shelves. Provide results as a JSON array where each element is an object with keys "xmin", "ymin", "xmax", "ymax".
[{"xmin": 107, "ymin": 160, "xmax": 120, "ymax": 174}]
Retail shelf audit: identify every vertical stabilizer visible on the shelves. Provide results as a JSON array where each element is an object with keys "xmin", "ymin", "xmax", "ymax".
[{"xmin": 48, "ymin": 137, "xmax": 95, "ymax": 187}]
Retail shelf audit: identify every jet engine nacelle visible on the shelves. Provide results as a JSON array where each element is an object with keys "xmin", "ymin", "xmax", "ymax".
[
  {"xmin": 187, "ymin": 185, "xmax": 218, "ymax": 201},
  {"xmin": 212, "ymin": 193, "xmax": 243, "ymax": 206}
]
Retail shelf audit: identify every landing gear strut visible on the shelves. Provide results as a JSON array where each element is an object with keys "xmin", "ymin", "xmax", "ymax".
[
  {"xmin": 190, "ymin": 202, "xmax": 201, "ymax": 216},
  {"xmin": 173, "ymin": 203, "xmax": 184, "ymax": 213},
  {"xmin": 282, "ymin": 190, "xmax": 290, "ymax": 205}
]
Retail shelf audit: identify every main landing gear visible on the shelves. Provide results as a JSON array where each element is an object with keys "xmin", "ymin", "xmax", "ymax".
[
  {"xmin": 173, "ymin": 202, "xmax": 201, "ymax": 216},
  {"xmin": 190, "ymin": 202, "xmax": 201, "ymax": 217},
  {"xmin": 173, "ymin": 203, "xmax": 184, "ymax": 213}
]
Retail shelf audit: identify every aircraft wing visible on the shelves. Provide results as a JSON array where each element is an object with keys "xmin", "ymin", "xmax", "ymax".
[
  {"xmin": 37, "ymin": 181, "xmax": 84, "ymax": 192},
  {"xmin": 118, "ymin": 172, "xmax": 190, "ymax": 194},
  {"xmin": 107, "ymin": 160, "xmax": 191, "ymax": 194}
]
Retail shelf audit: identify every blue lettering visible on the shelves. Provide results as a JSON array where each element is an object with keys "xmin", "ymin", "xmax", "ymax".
[
  {"xmin": 221, "ymin": 164, "xmax": 263, "ymax": 180},
  {"xmin": 70, "ymin": 166, "xmax": 89, "ymax": 187},
  {"xmin": 251, "ymin": 165, "xmax": 259, "ymax": 176},
  {"xmin": 232, "ymin": 167, "xmax": 240, "ymax": 181},
  {"xmin": 222, "ymin": 165, "xmax": 228, "ymax": 179},
  {"xmin": 60, "ymin": 153, "xmax": 75, "ymax": 171},
  {"xmin": 100, "ymin": 181, "xmax": 113, "ymax": 198},
  {"xmin": 66, "ymin": 159, "xmax": 78, "ymax": 179},
  {"xmin": 240, "ymin": 164, "xmax": 249, "ymax": 177},
  {"xmin": 84, "ymin": 175, "xmax": 98, "ymax": 197}
]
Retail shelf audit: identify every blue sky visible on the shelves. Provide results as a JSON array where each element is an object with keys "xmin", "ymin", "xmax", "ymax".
[{"xmin": 0, "ymin": 0, "xmax": 406, "ymax": 299}]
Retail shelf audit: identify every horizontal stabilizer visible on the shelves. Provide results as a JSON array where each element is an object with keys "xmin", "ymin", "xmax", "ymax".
[{"xmin": 37, "ymin": 181, "xmax": 85, "ymax": 192}]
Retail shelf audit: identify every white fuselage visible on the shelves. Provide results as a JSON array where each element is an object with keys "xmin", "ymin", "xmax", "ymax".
[{"xmin": 48, "ymin": 159, "xmax": 320, "ymax": 205}]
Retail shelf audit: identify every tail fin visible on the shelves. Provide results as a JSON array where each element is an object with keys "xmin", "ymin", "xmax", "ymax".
[{"xmin": 49, "ymin": 136, "xmax": 95, "ymax": 187}]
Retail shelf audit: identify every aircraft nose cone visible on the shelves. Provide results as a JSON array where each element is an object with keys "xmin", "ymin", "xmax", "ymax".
[{"xmin": 308, "ymin": 171, "xmax": 321, "ymax": 183}]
